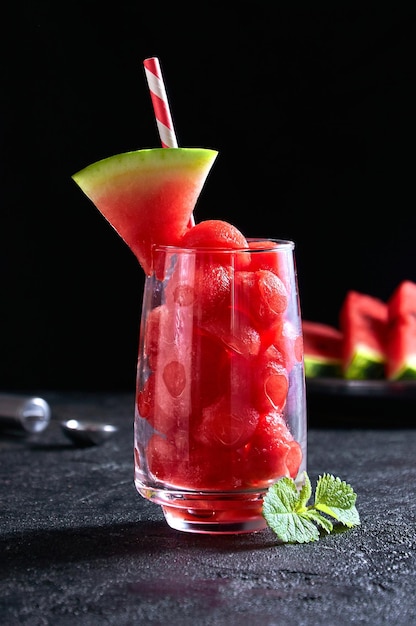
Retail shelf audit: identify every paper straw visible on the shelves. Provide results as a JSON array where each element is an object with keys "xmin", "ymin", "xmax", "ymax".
[
  {"xmin": 143, "ymin": 57, "xmax": 178, "ymax": 148},
  {"xmin": 143, "ymin": 57, "xmax": 195, "ymax": 227}
]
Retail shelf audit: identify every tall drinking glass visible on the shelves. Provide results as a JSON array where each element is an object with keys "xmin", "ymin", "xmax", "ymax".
[{"xmin": 134, "ymin": 239, "xmax": 307, "ymax": 534}]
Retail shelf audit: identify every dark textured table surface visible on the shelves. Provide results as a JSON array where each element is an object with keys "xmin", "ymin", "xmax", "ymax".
[{"xmin": 1, "ymin": 391, "xmax": 416, "ymax": 626}]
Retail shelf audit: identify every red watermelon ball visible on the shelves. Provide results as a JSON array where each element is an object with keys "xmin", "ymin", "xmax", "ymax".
[
  {"xmin": 196, "ymin": 395, "xmax": 260, "ymax": 449},
  {"xmin": 243, "ymin": 411, "xmax": 302, "ymax": 484},
  {"xmin": 179, "ymin": 219, "xmax": 251, "ymax": 268},
  {"xmin": 246, "ymin": 240, "xmax": 292, "ymax": 293},
  {"xmin": 165, "ymin": 257, "xmax": 234, "ymax": 322},
  {"xmin": 255, "ymin": 356, "xmax": 289, "ymax": 413},
  {"xmin": 234, "ymin": 269, "xmax": 288, "ymax": 329},
  {"xmin": 201, "ymin": 310, "xmax": 261, "ymax": 358}
]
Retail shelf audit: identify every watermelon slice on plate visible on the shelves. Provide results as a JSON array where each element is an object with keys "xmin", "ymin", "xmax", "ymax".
[
  {"xmin": 386, "ymin": 280, "xmax": 416, "ymax": 380},
  {"xmin": 387, "ymin": 279, "xmax": 416, "ymax": 323},
  {"xmin": 339, "ymin": 290, "xmax": 388, "ymax": 380},
  {"xmin": 72, "ymin": 148, "xmax": 218, "ymax": 275},
  {"xmin": 302, "ymin": 320, "xmax": 343, "ymax": 378}
]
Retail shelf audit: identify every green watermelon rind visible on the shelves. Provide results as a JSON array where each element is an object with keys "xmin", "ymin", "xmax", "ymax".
[
  {"xmin": 304, "ymin": 356, "xmax": 342, "ymax": 378},
  {"xmin": 388, "ymin": 355, "xmax": 416, "ymax": 381},
  {"xmin": 72, "ymin": 148, "xmax": 219, "ymax": 192},
  {"xmin": 344, "ymin": 344, "xmax": 386, "ymax": 380}
]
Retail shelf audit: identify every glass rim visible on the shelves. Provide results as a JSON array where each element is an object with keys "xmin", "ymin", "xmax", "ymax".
[{"xmin": 153, "ymin": 238, "xmax": 295, "ymax": 254}]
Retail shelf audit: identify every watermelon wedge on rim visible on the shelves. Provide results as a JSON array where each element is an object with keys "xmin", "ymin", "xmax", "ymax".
[{"xmin": 72, "ymin": 148, "xmax": 218, "ymax": 275}]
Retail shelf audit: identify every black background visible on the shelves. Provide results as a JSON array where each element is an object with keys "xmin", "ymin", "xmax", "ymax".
[{"xmin": 1, "ymin": 4, "xmax": 415, "ymax": 391}]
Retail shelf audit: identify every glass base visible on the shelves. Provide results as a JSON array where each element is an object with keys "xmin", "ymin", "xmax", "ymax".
[{"xmin": 137, "ymin": 485, "xmax": 268, "ymax": 534}]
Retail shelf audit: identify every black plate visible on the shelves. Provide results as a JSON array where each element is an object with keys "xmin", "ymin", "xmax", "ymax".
[
  {"xmin": 305, "ymin": 377, "xmax": 416, "ymax": 427},
  {"xmin": 306, "ymin": 377, "xmax": 416, "ymax": 398}
]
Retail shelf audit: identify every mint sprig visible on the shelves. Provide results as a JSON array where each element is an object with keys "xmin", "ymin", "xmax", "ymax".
[{"xmin": 262, "ymin": 472, "xmax": 360, "ymax": 543}]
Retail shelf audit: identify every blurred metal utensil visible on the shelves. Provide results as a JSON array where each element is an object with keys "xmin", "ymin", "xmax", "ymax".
[
  {"xmin": 60, "ymin": 419, "xmax": 118, "ymax": 446},
  {"xmin": 0, "ymin": 394, "xmax": 51, "ymax": 434}
]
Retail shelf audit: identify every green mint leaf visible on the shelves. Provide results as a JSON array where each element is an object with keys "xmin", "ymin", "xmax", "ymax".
[
  {"xmin": 315, "ymin": 473, "xmax": 357, "ymax": 509},
  {"xmin": 262, "ymin": 480, "xmax": 320, "ymax": 543},
  {"xmin": 263, "ymin": 471, "xmax": 360, "ymax": 544},
  {"xmin": 305, "ymin": 509, "xmax": 333, "ymax": 534},
  {"xmin": 262, "ymin": 476, "xmax": 301, "ymax": 517},
  {"xmin": 315, "ymin": 502, "xmax": 361, "ymax": 528},
  {"xmin": 297, "ymin": 471, "xmax": 312, "ymax": 510},
  {"xmin": 314, "ymin": 474, "xmax": 361, "ymax": 528}
]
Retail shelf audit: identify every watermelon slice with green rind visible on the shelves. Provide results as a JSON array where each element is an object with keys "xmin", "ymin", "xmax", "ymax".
[
  {"xmin": 72, "ymin": 148, "xmax": 218, "ymax": 275},
  {"xmin": 386, "ymin": 280, "xmax": 416, "ymax": 380},
  {"xmin": 302, "ymin": 320, "xmax": 343, "ymax": 378},
  {"xmin": 339, "ymin": 290, "xmax": 388, "ymax": 380}
]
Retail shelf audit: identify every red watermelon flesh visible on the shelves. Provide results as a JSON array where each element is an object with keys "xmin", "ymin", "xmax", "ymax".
[
  {"xmin": 137, "ymin": 242, "xmax": 304, "ymax": 490},
  {"xmin": 178, "ymin": 219, "xmax": 251, "ymax": 269},
  {"xmin": 386, "ymin": 280, "xmax": 416, "ymax": 380},
  {"xmin": 72, "ymin": 148, "xmax": 218, "ymax": 275},
  {"xmin": 387, "ymin": 280, "xmax": 416, "ymax": 324},
  {"xmin": 179, "ymin": 219, "xmax": 248, "ymax": 250},
  {"xmin": 339, "ymin": 290, "xmax": 388, "ymax": 379},
  {"xmin": 302, "ymin": 320, "xmax": 343, "ymax": 378},
  {"xmin": 246, "ymin": 240, "xmax": 292, "ymax": 294}
]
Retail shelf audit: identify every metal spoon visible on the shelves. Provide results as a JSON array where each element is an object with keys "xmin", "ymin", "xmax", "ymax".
[{"xmin": 60, "ymin": 419, "xmax": 119, "ymax": 446}]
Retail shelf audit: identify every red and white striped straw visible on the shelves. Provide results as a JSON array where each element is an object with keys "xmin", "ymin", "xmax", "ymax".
[
  {"xmin": 143, "ymin": 57, "xmax": 178, "ymax": 148},
  {"xmin": 143, "ymin": 57, "xmax": 195, "ymax": 227}
]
